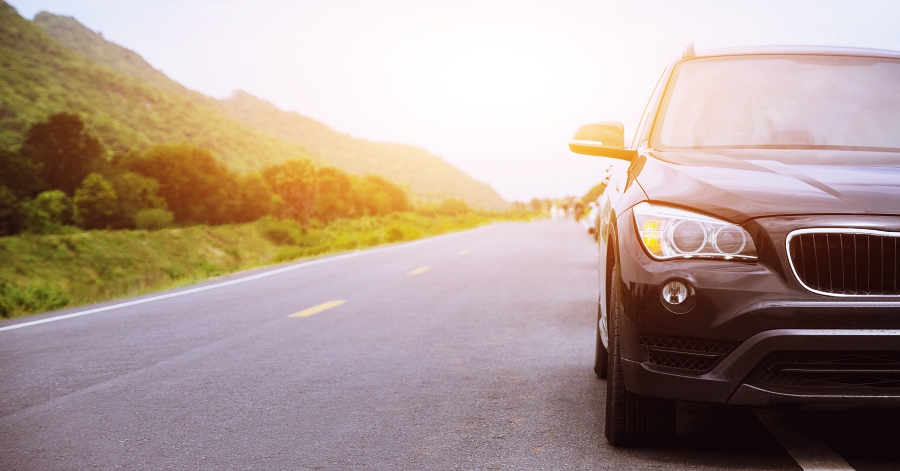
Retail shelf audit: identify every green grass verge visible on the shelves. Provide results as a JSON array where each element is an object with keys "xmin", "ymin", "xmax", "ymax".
[{"xmin": 0, "ymin": 211, "xmax": 535, "ymax": 319}]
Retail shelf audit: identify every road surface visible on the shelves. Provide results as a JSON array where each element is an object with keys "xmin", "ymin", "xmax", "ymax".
[{"xmin": 2, "ymin": 220, "xmax": 898, "ymax": 470}]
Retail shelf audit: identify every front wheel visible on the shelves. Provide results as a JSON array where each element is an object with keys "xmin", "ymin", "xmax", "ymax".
[{"xmin": 605, "ymin": 261, "xmax": 676, "ymax": 447}]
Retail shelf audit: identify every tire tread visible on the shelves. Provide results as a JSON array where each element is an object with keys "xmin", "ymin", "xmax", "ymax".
[{"xmin": 604, "ymin": 261, "xmax": 675, "ymax": 447}]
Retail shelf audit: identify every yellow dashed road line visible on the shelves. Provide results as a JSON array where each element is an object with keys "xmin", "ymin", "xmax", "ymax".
[
  {"xmin": 408, "ymin": 266, "xmax": 431, "ymax": 275},
  {"xmin": 289, "ymin": 300, "xmax": 346, "ymax": 317}
]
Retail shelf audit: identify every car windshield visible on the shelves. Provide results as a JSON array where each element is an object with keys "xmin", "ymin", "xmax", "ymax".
[{"xmin": 655, "ymin": 54, "xmax": 900, "ymax": 151}]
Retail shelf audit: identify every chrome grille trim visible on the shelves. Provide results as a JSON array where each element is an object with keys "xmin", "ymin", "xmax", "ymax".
[{"xmin": 786, "ymin": 228, "xmax": 900, "ymax": 297}]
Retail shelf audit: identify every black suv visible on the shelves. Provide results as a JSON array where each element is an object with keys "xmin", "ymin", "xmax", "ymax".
[{"xmin": 570, "ymin": 45, "xmax": 900, "ymax": 447}]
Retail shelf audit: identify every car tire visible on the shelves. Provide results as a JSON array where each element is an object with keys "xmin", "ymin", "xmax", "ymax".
[
  {"xmin": 594, "ymin": 298, "xmax": 608, "ymax": 379},
  {"xmin": 605, "ymin": 260, "xmax": 676, "ymax": 447}
]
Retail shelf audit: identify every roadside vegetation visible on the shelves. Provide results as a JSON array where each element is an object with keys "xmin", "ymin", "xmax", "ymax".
[
  {"xmin": 0, "ymin": 113, "xmax": 543, "ymax": 319},
  {"xmin": 0, "ymin": 210, "xmax": 532, "ymax": 319},
  {"xmin": 0, "ymin": 113, "xmax": 415, "ymax": 236}
]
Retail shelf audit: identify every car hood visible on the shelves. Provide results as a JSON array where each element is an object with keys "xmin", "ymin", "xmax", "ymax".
[{"xmin": 635, "ymin": 149, "xmax": 900, "ymax": 223}]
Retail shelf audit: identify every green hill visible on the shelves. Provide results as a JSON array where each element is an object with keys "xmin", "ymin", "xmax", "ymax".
[
  {"xmin": 0, "ymin": 3, "xmax": 318, "ymax": 172},
  {"xmin": 218, "ymin": 91, "xmax": 508, "ymax": 208},
  {"xmin": 32, "ymin": 11, "xmax": 202, "ymax": 100},
  {"xmin": 2, "ymin": 4, "xmax": 508, "ymax": 208}
]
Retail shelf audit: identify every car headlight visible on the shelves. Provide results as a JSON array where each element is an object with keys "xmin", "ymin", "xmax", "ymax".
[{"xmin": 633, "ymin": 202, "xmax": 757, "ymax": 260}]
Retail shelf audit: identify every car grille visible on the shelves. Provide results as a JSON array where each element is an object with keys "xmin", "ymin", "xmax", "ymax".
[
  {"xmin": 787, "ymin": 229, "xmax": 900, "ymax": 296},
  {"xmin": 750, "ymin": 352, "xmax": 900, "ymax": 390},
  {"xmin": 641, "ymin": 336, "xmax": 734, "ymax": 372}
]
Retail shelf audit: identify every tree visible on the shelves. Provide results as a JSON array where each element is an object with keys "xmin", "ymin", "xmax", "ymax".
[
  {"xmin": 353, "ymin": 175, "xmax": 409, "ymax": 216},
  {"xmin": 0, "ymin": 150, "xmax": 29, "ymax": 235},
  {"xmin": 0, "ymin": 185, "xmax": 19, "ymax": 236},
  {"xmin": 109, "ymin": 171, "xmax": 167, "ymax": 228},
  {"xmin": 261, "ymin": 159, "xmax": 317, "ymax": 223},
  {"xmin": 126, "ymin": 145, "xmax": 235, "ymax": 225},
  {"xmin": 73, "ymin": 173, "xmax": 117, "ymax": 229},
  {"xmin": 0, "ymin": 149, "xmax": 42, "ymax": 199},
  {"xmin": 233, "ymin": 174, "xmax": 280, "ymax": 223},
  {"xmin": 314, "ymin": 167, "xmax": 354, "ymax": 222},
  {"xmin": 126, "ymin": 144, "xmax": 277, "ymax": 225},
  {"xmin": 19, "ymin": 113, "xmax": 106, "ymax": 195}
]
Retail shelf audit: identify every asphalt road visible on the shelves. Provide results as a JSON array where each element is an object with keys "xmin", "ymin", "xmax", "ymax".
[{"xmin": 2, "ymin": 220, "xmax": 899, "ymax": 470}]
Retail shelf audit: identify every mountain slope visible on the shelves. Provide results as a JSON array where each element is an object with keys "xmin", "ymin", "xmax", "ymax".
[
  {"xmin": 33, "ymin": 11, "xmax": 197, "ymax": 100},
  {"xmin": 28, "ymin": 8, "xmax": 508, "ymax": 208},
  {"xmin": 219, "ymin": 91, "xmax": 507, "ymax": 208},
  {"xmin": 0, "ymin": 3, "xmax": 318, "ymax": 172}
]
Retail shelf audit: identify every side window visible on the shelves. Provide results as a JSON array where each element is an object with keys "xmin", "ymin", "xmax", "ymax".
[{"xmin": 631, "ymin": 68, "xmax": 670, "ymax": 148}]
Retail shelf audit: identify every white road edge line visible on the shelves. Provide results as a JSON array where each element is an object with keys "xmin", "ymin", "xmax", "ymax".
[
  {"xmin": 754, "ymin": 409, "xmax": 855, "ymax": 471},
  {"xmin": 0, "ymin": 225, "xmax": 493, "ymax": 333}
]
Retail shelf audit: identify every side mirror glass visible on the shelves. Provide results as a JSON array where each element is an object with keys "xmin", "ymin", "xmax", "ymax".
[{"xmin": 568, "ymin": 122, "xmax": 636, "ymax": 161}]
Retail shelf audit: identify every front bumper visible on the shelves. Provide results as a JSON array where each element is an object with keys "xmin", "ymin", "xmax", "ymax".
[
  {"xmin": 615, "ymin": 210, "xmax": 900, "ymax": 406},
  {"xmin": 620, "ymin": 314, "xmax": 900, "ymax": 406}
]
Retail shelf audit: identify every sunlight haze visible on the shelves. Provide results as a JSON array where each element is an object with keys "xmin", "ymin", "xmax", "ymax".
[{"xmin": 8, "ymin": 0, "xmax": 900, "ymax": 201}]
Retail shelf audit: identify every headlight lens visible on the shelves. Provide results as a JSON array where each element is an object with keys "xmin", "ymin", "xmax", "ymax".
[{"xmin": 633, "ymin": 202, "xmax": 757, "ymax": 260}]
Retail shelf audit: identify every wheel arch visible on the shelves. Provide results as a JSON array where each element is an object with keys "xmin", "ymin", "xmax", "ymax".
[{"xmin": 598, "ymin": 207, "xmax": 622, "ymax": 351}]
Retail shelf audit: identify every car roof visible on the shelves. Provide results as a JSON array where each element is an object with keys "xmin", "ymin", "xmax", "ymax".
[{"xmin": 693, "ymin": 45, "xmax": 900, "ymax": 60}]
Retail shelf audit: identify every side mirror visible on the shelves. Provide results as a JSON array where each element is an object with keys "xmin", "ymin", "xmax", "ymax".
[{"xmin": 568, "ymin": 122, "xmax": 636, "ymax": 161}]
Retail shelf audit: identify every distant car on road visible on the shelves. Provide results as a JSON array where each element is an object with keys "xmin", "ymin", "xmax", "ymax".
[{"xmin": 570, "ymin": 45, "xmax": 900, "ymax": 447}]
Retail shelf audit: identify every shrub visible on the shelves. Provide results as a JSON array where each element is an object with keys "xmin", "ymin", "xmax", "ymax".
[
  {"xmin": 20, "ymin": 190, "xmax": 73, "ymax": 234},
  {"xmin": 416, "ymin": 198, "xmax": 472, "ymax": 217},
  {"xmin": 383, "ymin": 224, "xmax": 421, "ymax": 242},
  {"xmin": 257, "ymin": 217, "xmax": 298, "ymax": 245},
  {"xmin": 436, "ymin": 198, "xmax": 472, "ymax": 215},
  {"xmin": 134, "ymin": 208, "xmax": 174, "ymax": 230},
  {"xmin": 0, "ymin": 281, "xmax": 70, "ymax": 318},
  {"xmin": 385, "ymin": 225, "xmax": 404, "ymax": 242},
  {"xmin": 265, "ymin": 227, "xmax": 294, "ymax": 245},
  {"xmin": 74, "ymin": 173, "xmax": 118, "ymax": 229},
  {"xmin": 110, "ymin": 172, "xmax": 167, "ymax": 228}
]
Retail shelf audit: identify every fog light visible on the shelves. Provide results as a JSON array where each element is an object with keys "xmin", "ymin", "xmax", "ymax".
[{"xmin": 660, "ymin": 279, "xmax": 696, "ymax": 314}]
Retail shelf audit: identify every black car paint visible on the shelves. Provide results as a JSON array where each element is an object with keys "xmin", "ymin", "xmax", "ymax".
[
  {"xmin": 614, "ymin": 198, "xmax": 900, "ymax": 406},
  {"xmin": 605, "ymin": 51, "xmax": 900, "ymax": 407},
  {"xmin": 636, "ymin": 150, "xmax": 900, "ymax": 223}
]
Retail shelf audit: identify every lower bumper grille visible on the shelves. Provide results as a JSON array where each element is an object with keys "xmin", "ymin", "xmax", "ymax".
[
  {"xmin": 641, "ymin": 336, "xmax": 734, "ymax": 372},
  {"xmin": 751, "ymin": 352, "xmax": 900, "ymax": 389}
]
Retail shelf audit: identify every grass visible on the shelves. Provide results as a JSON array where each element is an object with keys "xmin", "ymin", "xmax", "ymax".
[{"xmin": 0, "ymin": 211, "xmax": 536, "ymax": 319}]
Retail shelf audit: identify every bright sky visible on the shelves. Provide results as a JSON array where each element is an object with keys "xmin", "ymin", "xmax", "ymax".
[{"xmin": 9, "ymin": 0, "xmax": 900, "ymax": 201}]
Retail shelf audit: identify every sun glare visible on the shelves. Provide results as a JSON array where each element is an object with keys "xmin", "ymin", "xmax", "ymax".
[{"xmin": 411, "ymin": 33, "xmax": 569, "ymax": 129}]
